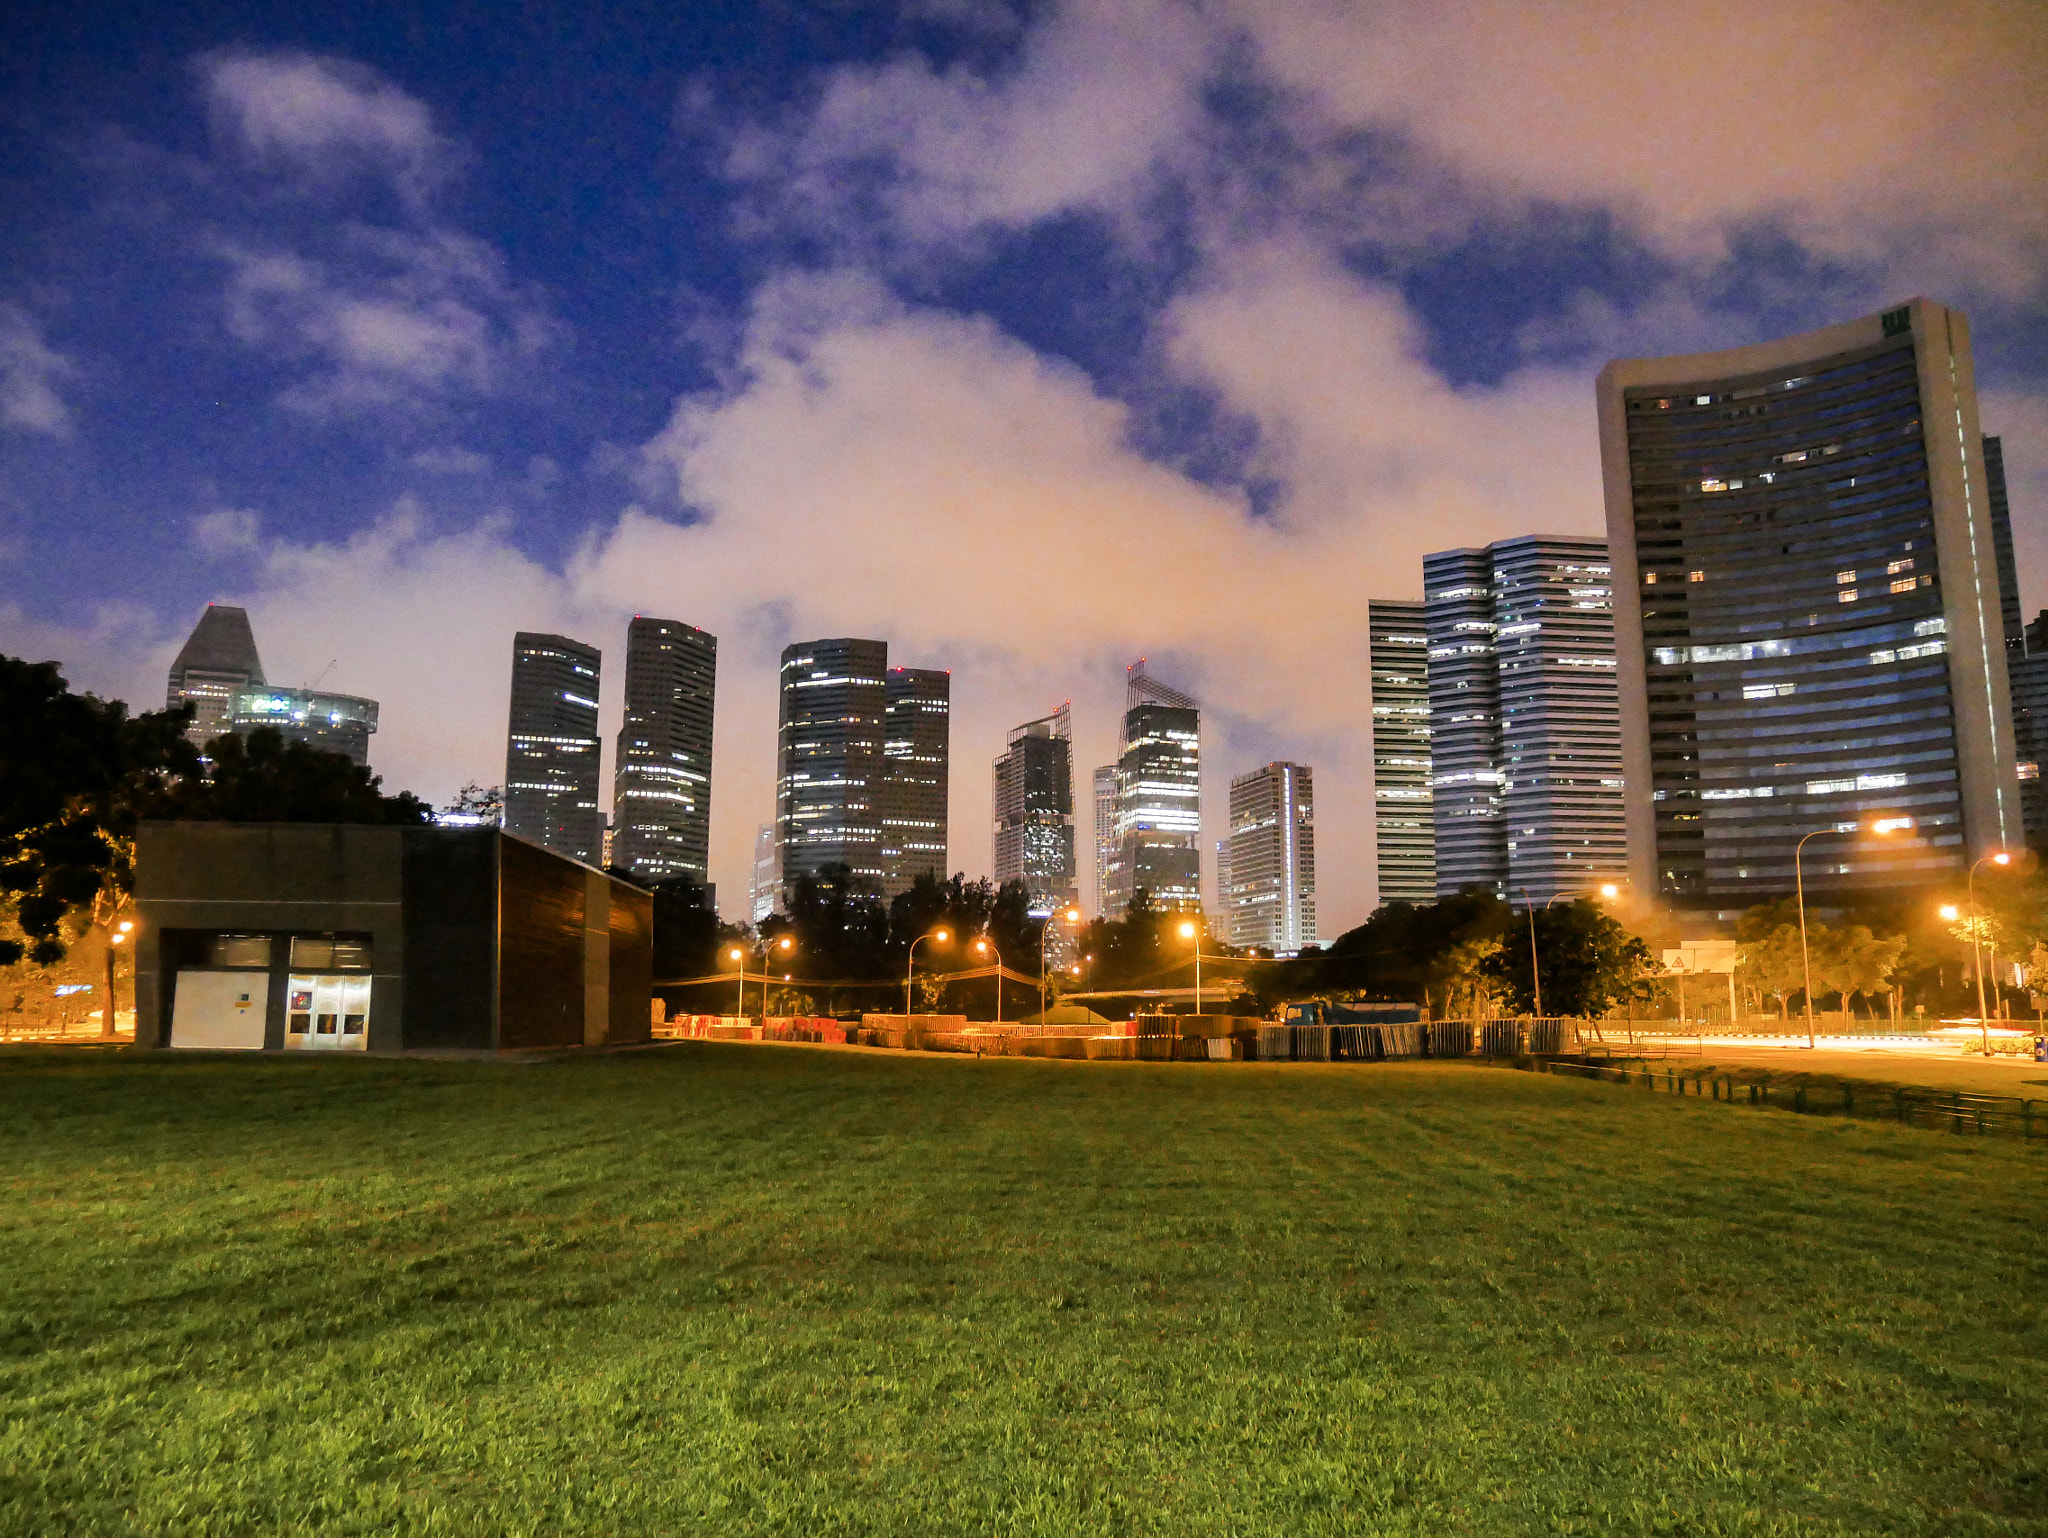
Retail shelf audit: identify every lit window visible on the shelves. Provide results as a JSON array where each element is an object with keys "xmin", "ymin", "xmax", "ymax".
[
  {"xmin": 1870, "ymin": 649, "xmax": 1896, "ymax": 665},
  {"xmin": 1742, "ymin": 682, "xmax": 1795, "ymax": 700},
  {"xmin": 1688, "ymin": 570, "xmax": 1705, "ymax": 583},
  {"xmin": 1700, "ymin": 478, "xmax": 1727, "ymax": 493},
  {"xmin": 1890, "ymin": 578, "xmax": 1915, "ymax": 594},
  {"xmin": 1887, "ymin": 557, "xmax": 1914, "ymax": 575},
  {"xmin": 1643, "ymin": 572, "xmax": 1658, "ymax": 585},
  {"xmin": 1836, "ymin": 570, "xmax": 1856, "ymax": 584},
  {"xmin": 2021, "ymin": 761, "xmax": 2041, "ymax": 782},
  {"xmin": 1695, "ymin": 395, "xmax": 1711, "ymax": 405}
]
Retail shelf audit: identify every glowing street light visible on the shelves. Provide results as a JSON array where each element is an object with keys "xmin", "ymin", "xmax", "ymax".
[
  {"xmin": 1599, "ymin": 883, "xmax": 1620, "ymax": 900},
  {"xmin": 1964, "ymin": 850, "xmax": 2014, "ymax": 1050},
  {"xmin": 975, "ymin": 937, "xmax": 1004, "ymax": 1023},
  {"xmin": 727, "ymin": 945, "xmax": 746, "ymax": 1018},
  {"xmin": 1178, "ymin": 918, "xmax": 1203, "ymax": 1016},
  {"xmin": 907, "ymin": 928, "xmax": 950, "ymax": 1022},
  {"xmin": 1039, "ymin": 905, "xmax": 1082, "ymax": 1029},
  {"xmin": 1796, "ymin": 819, "xmax": 1900, "ymax": 1048}
]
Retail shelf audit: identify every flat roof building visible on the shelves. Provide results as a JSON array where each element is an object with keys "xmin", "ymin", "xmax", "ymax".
[
  {"xmin": 504, "ymin": 632, "xmax": 604, "ymax": 868},
  {"xmin": 1106, "ymin": 662, "xmax": 1201, "ymax": 913},
  {"xmin": 612, "ymin": 617, "xmax": 717, "ymax": 885},
  {"xmin": 777, "ymin": 638, "xmax": 889, "ymax": 892},
  {"xmin": 879, "ymin": 666, "xmax": 950, "ymax": 896},
  {"xmin": 1599, "ymin": 298, "xmax": 2023, "ymax": 902},
  {"xmin": 1225, "ymin": 762, "xmax": 1316, "ymax": 955},
  {"xmin": 131, "ymin": 822, "xmax": 651, "ymax": 1052},
  {"xmin": 1368, "ymin": 599, "xmax": 1434, "ymax": 904},
  {"xmin": 994, "ymin": 703, "xmax": 1077, "ymax": 921}
]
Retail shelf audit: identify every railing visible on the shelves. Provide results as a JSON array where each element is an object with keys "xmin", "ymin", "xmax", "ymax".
[{"xmin": 1532, "ymin": 1058, "xmax": 2048, "ymax": 1141}]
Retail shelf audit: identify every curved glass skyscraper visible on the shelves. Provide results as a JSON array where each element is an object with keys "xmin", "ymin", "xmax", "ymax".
[{"xmin": 1599, "ymin": 298, "xmax": 2022, "ymax": 903}]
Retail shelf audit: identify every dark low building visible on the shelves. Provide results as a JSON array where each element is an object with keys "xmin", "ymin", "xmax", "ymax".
[{"xmin": 133, "ymin": 822, "xmax": 652, "ymax": 1052}]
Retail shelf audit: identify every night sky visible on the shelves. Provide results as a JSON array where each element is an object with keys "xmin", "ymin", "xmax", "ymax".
[{"xmin": 4, "ymin": 0, "xmax": 2044, "ymax": 930}]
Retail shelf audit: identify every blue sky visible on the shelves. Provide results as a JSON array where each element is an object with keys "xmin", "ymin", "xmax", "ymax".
[{"xmin": 3, "ymin": 0, "xmax": 2044, "ymax": 929}]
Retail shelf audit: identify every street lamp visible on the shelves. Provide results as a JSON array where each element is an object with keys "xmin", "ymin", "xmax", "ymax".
[
  {"xmin": 726, "ymin": 945, "xmax": 746, "ymax": 1019},
  {"xmin": 907, "ymin": 928, "xmax": 950, "ymax": 1022},
  {"xmin": 1965, "ymin": 850, "xmax": 2013, "ymax": 1050},
  {"xmin": 740, "ymin": 934, "xmax": 793, "ymax": 1020},
  {"xmin": 1039, "ymin": 906, "xmax": 1082, "ymax": 1029},
  {"xmin": 103, "ymin": 920, "xmax": 132, "ymax": 1039},
  {"xmin": 1515, "ymin": 889, "xmax": 1566, "ymax": 1021},
  {"xmin": 1795, "ymin": 819, "xmax": 1899, "ymax": 1049},
  {"xmin": 975, "ymin": 937, "xmax": 1003, "ymax": 1023},
  {"xmin": 1178, "ymin": 919, "xmax": 1203, "ymax": 1016}
]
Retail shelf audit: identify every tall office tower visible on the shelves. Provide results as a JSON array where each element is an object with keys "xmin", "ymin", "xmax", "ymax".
[
  {"xmin": 1985, "ymin": 437, "xmax": 2024, "ymax": 657},
  {"xmin": 167, "ymin": 604, "xmax": 266, "ymax": 748},
  {"xmin": 503, "ymin": 632, "xmax": 604, "ymax": 866},
  {"xmin": 878, "ymin": 666, "xmax": 950, "ymax": 896},
  {"xmin": 1106, "ymin": 661, "xmax": 1202, "ymax": 912},
  {"xmin": 993, "ymin": 703, "xmax": 1076, "ymax": 922},
  {"xmin": 749, "ymin": 824, "xmax": 779, "ymax": 922},
  {"xmin": 611, "ymin": 617, "xmax": 717, "ymax": 885},
  {"xmin": 1599, "ymin": 298, "xmax": 2023, "ymax": 903},
  {"xmin": 1425, "ymin": 550, "xmax": 1504, "ymax": 896},
  {"xmin": 1426, "ymin": 538, "xmax": 1626, "ymax": 902},
  {"xmin": 776, "ymin": 638, "xmax": 889, "ymax": 892},
  {"xmin": 1225, "ymin": 763, "xmax": 1317, "ymax": 954},
  {"xmin": 1092, "ymin": 765, "xmax": 1117, "ymax": 916},
  {"xmin": 1368, "ymin": 599, "xmax": 1434, "ymax": 903},
  {"xmin": 1214, "ymin": 838, "xmax": 1231, "ymax": 915},
  {"xmin": 230, "ymin": 686, "xmax": 379, "ymax": 765}
]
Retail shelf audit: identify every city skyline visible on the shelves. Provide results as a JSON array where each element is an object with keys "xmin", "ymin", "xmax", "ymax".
[{"xmin": 5, "ymin": 4, "xmax": 2045, "ymax": 934}]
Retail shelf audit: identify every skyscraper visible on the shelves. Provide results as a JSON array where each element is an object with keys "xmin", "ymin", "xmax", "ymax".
[
  {"xmin": 2013, "ymin": 609, "xmax": 2048, "ymax": 850},
  {"xmin": 1426, "ymin": 536, "xmax": 1625, "ymax": 902},
  {"xmin": 1368, "ymin": 599, "xmax": 1434, "ymax": 904},
  {"xmin": 879, "ymin": 666, "xmax": 950, "ymax": 896},
  {"xmin": 749, "ymin": 824, "xmax": 779, "ymax": 922},
  {"xmin": 504, "ymin": 632, "xmax": 603, "ymax": 866},
  {"xmin": 611, "ymin": 617, "xmax": 717, "ymax": 885},
  {"xmin": 993, "ymin": 703, "xmax": 1076, "ymax": 920},
  {"xmin": 1106, "ymin": 661, "xmax": 1201, "ymax": 913},
  {"xmin": 1092, "ymin": 764, "xmax": 1116, "ymax": 916},
  {"xmin": 167, "ymin": 604, "xmax": 266, "ymax": 749},
  {"xmin": 1225, "ymin": 762, "xmax": 1316, "ymax": 954},
  {"xmin": 776, "ymin": 638, "xmax": 889, "ymax": 892},
  {"xmin": 230, "ymin": 687, "xmax": 379, "ymax": 766},
  {"xmin": 1599, "ymin": 297, "xmax": 2023, "ymax": 901}
]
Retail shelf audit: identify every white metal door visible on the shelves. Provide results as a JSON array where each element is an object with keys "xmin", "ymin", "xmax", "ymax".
[
  {"xmin": 171, "ymin": 970, "xmax": 268, "ymax": 1050},
  {"xmin": 285, "ymin": 974, "xmax": 371, "ymax": 1050}
]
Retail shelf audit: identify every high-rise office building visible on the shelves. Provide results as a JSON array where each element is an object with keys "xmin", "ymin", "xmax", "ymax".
[
  {"xmin": 879, "ymin": 666, "xmax": 950, "ymax": 896},
  {"xmin": 503, "ymin": 632, "xmax": 604, "ymax": 866},
  {"xmin": 1225, "ymin": 762, "xmax": 1316, "ymax": 954},
  {"xmin": 749, "ymin": 824, "xmax": 779, "ymax": 922},
  {"xmin": 1092, "ymin": 764, "xmax": 1117, "ymax": 916},
  {"xmin": 1985, "ymin": 436, "xmax": 2024, "ymax": 658},
  {"xmin": 167, "ymin": 604, "xmax": 266, "ymax": 749},
  {"xmin": 1368, "ymin": 599, "xmax": 1434, "ymax": 904},
  {"xmin": 776, "ymin": 638, "xmax": 889, "ymax": 892},
  {"xmin": 611, "ymin": 617, "xmax": 716, "ymax": 885},
  {"xmin": 1426, "ymin": 537, "xmax": 1626, "ymax": 902},
  {"xmin": 2013, "ymin": 610, "xmax": 2048, "ymax": 850},
  {"xmin": 1599, "ymin": 298, "xmax": 2023, "ymax": 901},
  {"xmin": 993, "ymin": 703, "xmax": 1076, "ymax": 922},
  {"xmin": 1106, "ymin": 661, "xmax": 1201, "ymax": 913},
  {"xmin": 230, "ymin": 686, "xmax": 379, "ymax": 766}
]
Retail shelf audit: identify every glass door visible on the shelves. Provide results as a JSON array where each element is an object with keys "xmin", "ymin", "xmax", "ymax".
[{"xmin": 285, "ymin": 974, "xmax": 371, "ymax": 1050}]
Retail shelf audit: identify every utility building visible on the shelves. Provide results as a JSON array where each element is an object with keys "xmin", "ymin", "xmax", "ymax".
[
  {"xmin": 1599, "ymin": 298, "xmax": 2023, "ymax": 903},
  {"xmin": 1225, "ymin": 762, "xmax": 1316, "ymax": 954},
  {"xmin": 993, "ymin": 703, "xmax": 1077, "ymax": 923},
  {"xmin": 131, "ymin": 822, "xmax": 651, "ymax": 1053},
  {"xmin": 612, "ymin": 617, "xmax": 716, "ymax": 884},
  {"xmin": 503, "ymin": 632, "xmax": 604, "ymax": 867},
  {"xmin": 1368, "ymin": 599, "xmax": 1434, "ymax": 903}
]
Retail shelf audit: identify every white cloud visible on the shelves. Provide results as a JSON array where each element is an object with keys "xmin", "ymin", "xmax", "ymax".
[
  {"xmin": 409, "ymin": 446, "xmax": 491, "ymax": 474},
  {"xmin": 200, "ymin": 50, "xmax": 455, "ymax": 205},
  {"xmin": 192, "ymin": 507, "xmax": 263, "ymax": 553},
  {"xmin": 0, "ymin": 303, "xmax": 79, "ymax": 437}
]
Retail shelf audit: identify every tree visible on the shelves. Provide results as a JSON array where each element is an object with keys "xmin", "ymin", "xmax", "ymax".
[
  {"xmin": 148, "ymin": 728, "xmax": 430, "ymax": 825},
  {"xmin": 1819, "ymin": 924, "xmax": 1908, "ymax": 1019},
  {"xmin": 648, "ymin": 875, "xmax": 745, "ymax": 982},
  {"xmin": 0, "ymin": 656, "xmax": 198, "ymax": 964},
  {"xmin": 441, "ymin": 783, "xmax": 503, "ymax": 825},
  {"xmin": 1481, "ymin": 899, "xmax": 1656, "ymax": 1018}
]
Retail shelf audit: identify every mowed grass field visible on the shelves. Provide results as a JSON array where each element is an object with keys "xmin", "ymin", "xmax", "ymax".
[{"xmin": 2, "ymin": 1046, "xmax": 2044, "ymax": 1536}]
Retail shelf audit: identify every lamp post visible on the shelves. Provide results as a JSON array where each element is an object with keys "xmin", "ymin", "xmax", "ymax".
[
  {"xmin": 907, "ymin": 928, "xmax": 950, "ymax": 1022},
  {"xmin": 1965, "ymin": 850, "xmax": 2013, "ymax": 1051},
  {"xmin": 726, "ymin": 945, "xmax": 746, "ymax": 1019},
  {"xmin": 1178, "ymin": 919, "xmax": 1203, "ymax": 1016},
  {"xmin": 1516, "ymin": 889, "xmax": 1567, "ymax": 1021},
  {"xmin": 1040, "ymin": 905, "xmax": 1081, "ymax": 1030},
  {"xmin": 1795, "ymin": 820, "xmax": 1898, "ymax": 1049},
  {"xmin": 975, "ymin": 938, "xmax": 1003, "ymax": 1023},
  {"xmin": 743, "ymin": 934, "xmax": 793, "ymax": 1020},
  {"xmin": 103, "ymin": 920, "xmax": 132, "ymax": 1038}
]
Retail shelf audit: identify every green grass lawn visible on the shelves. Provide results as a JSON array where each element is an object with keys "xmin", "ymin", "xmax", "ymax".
[{"xmin": 2, "ymin": 1045, "xmax": 2044, "ymax": 1536}]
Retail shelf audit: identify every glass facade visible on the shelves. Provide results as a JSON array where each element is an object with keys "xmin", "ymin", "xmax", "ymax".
[
  {"xmin": 231, "ymin": 686, "xmax": 379, "ymax": 766},
  {"xmin": 776, "ymin": 638, "xmax": 889, "ymax": 890},
  {"xmin": 611, "ymin": 617, "xmax": 717, "ymax": 884},
  {"xmin": 1608, "ymin": 302, "xmax": 2020, "ymax": 899},
  {"xmin": 503, "ymin": 632, "xmax": 604, "ymax": 866},
  {"xmin": 1368, "ymin": 600, "xmax": 1434, "ymax": 904},
  {"xmin": 1225, "ymin": 762, "xmax": 1316, "ymax": 954},
  {"xmin": 1107, "ymin": 663, "xmax": 1201, "ymax": 913},
  {"xmin": 878, "ymin": 666, "xmax": 950, "ymax": 896},
  {"xmin": 993, "ymin": 703, "xmax": 1076, "ymax": 920}
]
